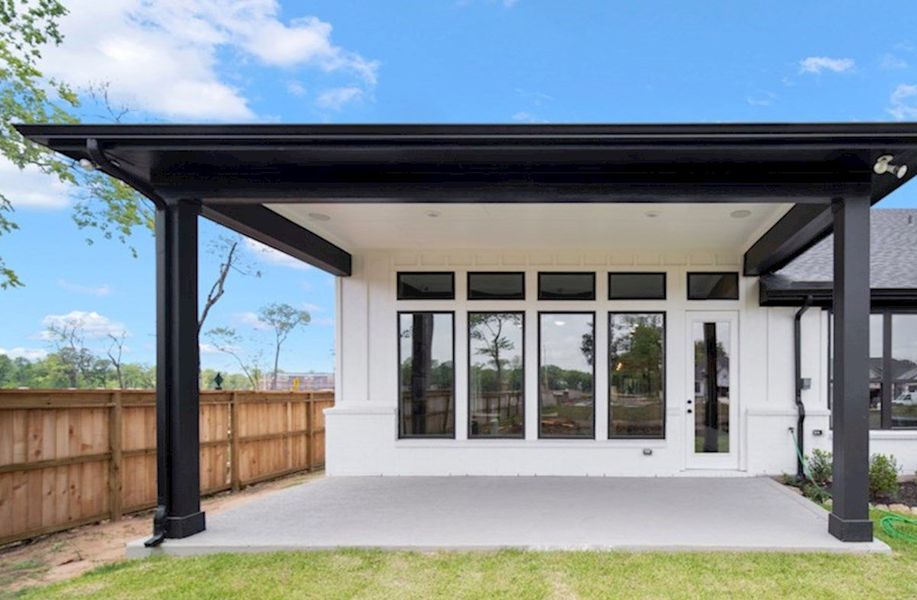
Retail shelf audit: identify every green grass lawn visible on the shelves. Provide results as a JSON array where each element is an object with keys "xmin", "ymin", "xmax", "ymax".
[{"xmin": 8, "ymin": 510, "xmax": 917, "ymax": 600}]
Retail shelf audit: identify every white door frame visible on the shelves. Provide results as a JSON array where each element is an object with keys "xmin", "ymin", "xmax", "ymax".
[{"xmin": 685, "ymin": 310, "xmax": 740, "ymax": 470}]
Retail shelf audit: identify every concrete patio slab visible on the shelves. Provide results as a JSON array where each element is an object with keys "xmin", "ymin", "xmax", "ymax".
[{"xmin": 127, "ymin": 476, "xmax": 889, "ymax": 557}]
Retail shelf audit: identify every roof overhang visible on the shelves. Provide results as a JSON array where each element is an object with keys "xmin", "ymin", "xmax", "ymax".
[
  {"xmin": 759, "ymin": 274, "xmax": 917, "ymax": 309},
  {"xmin": 15, "ymin": 123, "xmax": 917, "ymax": 276}
]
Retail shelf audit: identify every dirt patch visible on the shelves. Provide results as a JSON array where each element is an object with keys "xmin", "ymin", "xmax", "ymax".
[{"xmin": 0, "ymin": 471, "xmax": 323, "ymax": 594}]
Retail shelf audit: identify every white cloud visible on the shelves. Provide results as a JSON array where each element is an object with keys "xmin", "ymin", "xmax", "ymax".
[
  {"xmin": 287, "ymin": 81, "xmax": 308, "ymax": 97},
  {"xmin": 888, "ymin": 84, "xmax": 917, "ymax": 120},
  {"xmin": 315, "ymin": 86, "xmax": 364, "ymax": 110},
  {"xmin": 302, "ymin": 302, "xmax": 324, "ymax": 313},
  {"xmin": 243, "ymin": 238, "xmax": 311, "ymax": 270},
  {"xmin": 40, "ymin": 310, "xmax": 127, "ymax": 339},
  {"xmin": 746, "ymin": 91, "xmax": 777, "ymax": 107},
  {"xmin": 235, "ymin": 311, "xmax": 269, "ymax": 331},
  {"xmin": 0, "ymin": 157, "xmax": 72, "ymax": 210},
  {"xmin": 798, "ymin": 56, "xmax": 855, "ymax": 74},
  {"xmin": 880, "ymin": 53, "xmax": 908, "ymax": 71},
  {"xmin": 39, "ymin": 1, "xmax": 379, "ymax": 121},
  {"xmin": 199, "ymin": 342, "xmax": 222, "ymax": 354},
  {"xmin": 57, "ymin": 279, "xmax": 112, "ymax": 297},
  {"xmin": 0, "ymin": 347, "xmax": 49, "ymax": 361},
  {"xmin": 512, "ymin": 111, "xmax": 547, "ymax": 123}
]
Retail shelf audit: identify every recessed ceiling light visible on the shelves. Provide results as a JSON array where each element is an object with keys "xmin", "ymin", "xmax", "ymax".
[
  {"xmin": 730, "ymin": 210, "xmax": 752, "ymax": 219},
  {"xmin": 426, "ymin": 210, "xmax": 441, "ymax": 218},
  {"xmin": 645, "ymin": 211, "xmax": 660, "ymax": 218},
  {"xmin": 308, "ymin": 212, "xmax": 330, "ymax": 221},
  {"xmin": 554, "ymin": 320, "xmax": 566, "ymax": 326}
]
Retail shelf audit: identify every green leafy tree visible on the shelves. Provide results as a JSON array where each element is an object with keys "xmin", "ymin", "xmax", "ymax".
[
  {"xmin": 257, "ymin": 303, "xmax": 311, "ymax": 390},
  {"xmin": 1, "ymin": 1, "xmax": 154, "ymax": 289}
]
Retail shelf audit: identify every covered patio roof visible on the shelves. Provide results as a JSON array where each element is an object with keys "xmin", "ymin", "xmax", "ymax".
[
  {"xmin": 17, "ymin": 122, "xmax": 917, "ymax": 546},
  {"xmin": 15, "ymin": 122, "xmax": 917, "ymax": 277}
]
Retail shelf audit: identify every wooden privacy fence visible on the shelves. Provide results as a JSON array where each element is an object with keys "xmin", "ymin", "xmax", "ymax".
[{"xmin": 0, "ymin": 389, "xmax": 334, "ymax": 546}]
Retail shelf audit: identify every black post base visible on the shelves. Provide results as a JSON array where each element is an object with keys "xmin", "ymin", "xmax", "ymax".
[
  {"xmin": 164, "ymin": 511, "xmax": 206, "ymax": 539},
  {"xmin": 828, "ymin": 513, "xmax": 873, "ymax": 542}
]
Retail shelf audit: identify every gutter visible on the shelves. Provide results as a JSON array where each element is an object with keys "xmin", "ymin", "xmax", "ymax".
[
  {"xmin": 793, "ymin": 295, "xmax": 813, "ymax": 480},
  {"xmin": 85, "ymin": 138, "xmax": 167, "ymax": 211}
]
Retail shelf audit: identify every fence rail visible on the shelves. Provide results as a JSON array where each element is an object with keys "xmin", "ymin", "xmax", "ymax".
[{"xmin": 0, "ymin": 389, "xmax": 333, "ymax": 546}]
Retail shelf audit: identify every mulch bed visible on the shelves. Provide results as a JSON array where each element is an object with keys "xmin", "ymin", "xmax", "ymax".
[{"xmin": 875, "ymin": 480, "xmax": 917, "ymax": 507}]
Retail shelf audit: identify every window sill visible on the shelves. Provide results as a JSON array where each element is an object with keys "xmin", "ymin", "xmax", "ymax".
[{"xmin": 395, "ymin": 439, "xmax": 669, "ymax": 450}]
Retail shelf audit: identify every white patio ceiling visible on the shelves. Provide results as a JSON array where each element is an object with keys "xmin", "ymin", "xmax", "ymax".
[{"xmin": 268, "ymin": 202, "xmax": 792, "ymax": 252}]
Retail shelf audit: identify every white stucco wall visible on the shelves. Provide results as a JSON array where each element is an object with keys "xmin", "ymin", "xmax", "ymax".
[{"xmin": 326, "ymin": 248, "xmax": 917, "ymax": 477}]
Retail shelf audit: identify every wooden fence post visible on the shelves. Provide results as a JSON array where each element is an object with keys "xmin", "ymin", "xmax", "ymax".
[
  {"xmin": 230, "ymin": 391, "xmax": 241, "ymax": 492},
  {"xmin": 108, "ymin": 390, "xmax": 123, "ymax": 521},
  {"xmin": 306, "ymin": 393, "xmax": 315, "ymax": 472},
  {"xmin": 285, "ymin": 396, "xmax": 292, "ymax": 471}
]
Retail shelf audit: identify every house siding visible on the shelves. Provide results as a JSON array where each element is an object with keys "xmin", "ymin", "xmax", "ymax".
[{"xmin": 326, "ymin": 249, "xmax": 917, "ymax": 476}]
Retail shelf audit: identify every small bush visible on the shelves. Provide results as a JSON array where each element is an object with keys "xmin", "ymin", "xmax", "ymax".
[
  {"xmin": 807, "ymin": 449, "xmax": 833, "ymax": 486},
  {"xmin": 802, "ymin": 482, "xmax": 831, "ymax": 504},
  {"xmin": 868, "ymin": 453, "xmax": 900, "ymax": 500}
]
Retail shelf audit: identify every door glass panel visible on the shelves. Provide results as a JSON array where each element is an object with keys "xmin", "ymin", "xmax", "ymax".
[{"xmin": 693, "ymin": 321, "xmax": 731, "ymax": 453}]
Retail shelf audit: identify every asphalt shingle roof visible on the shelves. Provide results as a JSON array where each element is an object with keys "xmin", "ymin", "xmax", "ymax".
[{"xmin": 777, "ymin": 209, "xmax": 917, "ymax": 288}]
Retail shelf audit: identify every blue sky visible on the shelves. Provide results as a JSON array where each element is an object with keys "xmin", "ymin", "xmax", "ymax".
[{"xmin": 2, "ymin": 0, "xmax": 917, "ymax": 373}]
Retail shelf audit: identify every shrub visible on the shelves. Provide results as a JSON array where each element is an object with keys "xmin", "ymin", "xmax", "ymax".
[
  {"xmin": 807, "ymin": 449, "xmax": 833, "ymax": 487},
  {"xmin": 868, "ymin": 453, "xmax": 900, "ymax": 500},
  {"xmin": 802, "ymin": 482, "xmax": 831, "ymax": 504}
]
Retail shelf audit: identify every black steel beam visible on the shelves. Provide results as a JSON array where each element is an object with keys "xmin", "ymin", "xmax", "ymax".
[
  {"xmin": 828, "ymin": 196, "xmax": 873, "ymax": 543},
  {"xmin": 148, "ymin": 199, "xmax": 205, "ymax": 544},
  {"xmin": 744, "ymin": 205, "xmax": 834, "ymax": 276},
  {"xmin": 201, "ymin": 204, "xmax": 351, "ymax": 277}
]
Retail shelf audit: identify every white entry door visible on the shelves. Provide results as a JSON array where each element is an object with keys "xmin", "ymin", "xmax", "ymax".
[{"xmin": 686, "ymin": 311, "xmax": 739, "ymax": 470}]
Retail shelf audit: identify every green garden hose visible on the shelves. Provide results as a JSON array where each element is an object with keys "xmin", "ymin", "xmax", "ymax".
[{"xmin": 880, "ymin": 514, "xmax": 917, "ymax": 542}]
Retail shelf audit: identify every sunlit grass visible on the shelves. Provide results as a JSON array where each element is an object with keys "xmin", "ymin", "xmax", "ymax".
[{"xmin": 10, "ymin": 511, "xmax": 916, "ymax": 600}]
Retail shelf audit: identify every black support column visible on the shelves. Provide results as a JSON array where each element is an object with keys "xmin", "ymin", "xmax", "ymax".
[
  {"xmin": 829, "ymin": 196, "xmax": 872, "ymax": 542},
  {"xmin": 150, "ymin": 199, "xmax": 205, "ymax": 542}
]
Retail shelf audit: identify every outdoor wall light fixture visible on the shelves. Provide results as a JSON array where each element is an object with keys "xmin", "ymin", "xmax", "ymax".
[{"xmin": 874, "ymin": 154, "xmax": 908, "ymax": 179}]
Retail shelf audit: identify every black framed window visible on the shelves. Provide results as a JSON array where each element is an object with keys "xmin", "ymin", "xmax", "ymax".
[
  {"xmin": 609, "ymin": 313, "xmax": 665, "ymax": 439},
  {"xmin": 538, "ymin": 312, "xmax": 595, "ymax": 438},
  {"xmin": 468, "ymin": 312, "xmax": 525, "ymax": 438},
  {"xmin": 687, "ymin": 272, "xmax": 739, "ymax": 300},
  {"xmin": 398, "ymin": 312, "xmax": 454, "ymax": 437},
  {"xmin": 397, "ymin": 272, "xmax": 454, "ymax": 300},
  {"xmin": 609, "ymin": 273, "xmax": 666, "ymax": 300},
  {"xmin": 891, "ymin": 313, "xmax": 917, "ymax": 428},
  {"xmin": 538, "ymin": 272, "xmax": 595, "ymax": 300},
  {"xmin": 829, "ymin": 310, "xmax": 917, "ymax": 430},
  {"xmin": 468, "ymin": 272, "xmax": 525, "ymax": 300}
]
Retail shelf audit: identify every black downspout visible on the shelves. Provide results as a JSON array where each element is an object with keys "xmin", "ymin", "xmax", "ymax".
[{"xmin": 794, "ymin": 295, "xmax": 813, "ymax": 481}]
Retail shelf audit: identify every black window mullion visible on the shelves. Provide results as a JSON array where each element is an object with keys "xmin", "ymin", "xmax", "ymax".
[{"xmin": 883, "ymin": 311, "xmax": 893, "ymax": 429}]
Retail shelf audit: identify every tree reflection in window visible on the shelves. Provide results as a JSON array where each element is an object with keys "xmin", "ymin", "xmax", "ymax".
[
  {"xmin": 399, "ymin": 312, "xmax": 454, "ymax": 437},
  {"xmin": 539, "ymin": 313, "xmax": 595, "ymax": 438},
  {"xmin": 609, "ymin": 313, "xmax": 665, "ymax": 438},
  {"xmin": 469, "ymin": 313, "xmax": 524, "ymax": 437}
]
